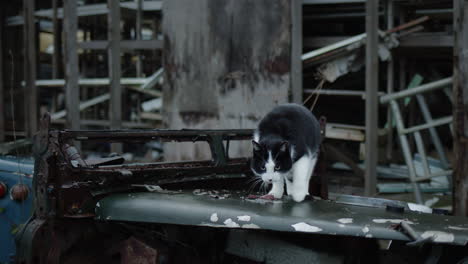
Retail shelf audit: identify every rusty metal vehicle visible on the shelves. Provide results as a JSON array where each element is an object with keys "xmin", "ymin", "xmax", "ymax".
[{"xmin": 14, "ymin": 114, "xmax": 468, "ymax": 264}]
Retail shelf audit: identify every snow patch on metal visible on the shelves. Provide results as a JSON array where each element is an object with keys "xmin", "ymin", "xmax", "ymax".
[
  {"xmin": 210, "ymin": 213, "xmax": 218, "ymax": 222},
  {"xmin": 224, "ymin": 218, "xmax": 240, "ymax": 228},
  {"xmin": 242, "ymin": 224, "xmax": 260, "ymax": 229},
  {"xmin": 237, "ymin": 215, "xmax": 251, "ymax": 222},
  {"xmin": 337, "ymin": 218, "xmax": 353, "ymax": 224},
  {"xmin": 362, "ymin": 226, "xmax": 369, "ymax": 233},
  {"xmin": 373, "ymin": 219, "xmax": 414, "ymax": 224},
  {"xmin": 421, "ymin": 231, "xmax": 455, "ymax": 243},
  {"xmin": 292, "ymin": 222, "xmax": 322, "ymax": 233},
  {"xmin": 407, "ymin": 203, "xmax": 432, "ymax": 213}
]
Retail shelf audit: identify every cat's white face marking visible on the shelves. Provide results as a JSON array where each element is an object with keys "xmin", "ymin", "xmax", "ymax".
[
  {"xmin": 265, "ymin": 151, "xmax": 275, "ymax": 174},
  {"xmin": 261, "ymin": 151, "xmax": 285, "ymax": 183}
]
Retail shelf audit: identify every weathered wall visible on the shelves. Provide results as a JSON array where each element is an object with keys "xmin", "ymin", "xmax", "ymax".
[{"xmin": 162, "ymin": 0, "xmax": 292, "ymax": 161}]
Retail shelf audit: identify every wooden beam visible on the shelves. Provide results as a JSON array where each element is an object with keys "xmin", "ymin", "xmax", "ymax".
[
  {"xmin": 291, "ymin": 0, "xmax": 302, "ymax": 103},
  {"xmin": 453, "ymin": 0, "xmax": 468, "ymax": 216},
  {"xmin": 364, "ymin": 0, "xmax": 378, "ymax": 197},
  {"xmin": 63, "ymin": 0, "xmax": 80, "ymax": 133},
  {"xmin": 108, "ymin": 0, "xmax": 122, "ymax": 153},
  {"xmin": 23, "ymin": 0, "xmax": 38, "ymax": 137}
]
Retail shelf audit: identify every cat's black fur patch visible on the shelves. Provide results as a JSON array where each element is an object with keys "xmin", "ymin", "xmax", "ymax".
[{"xmin": 251, "ymin": 103, "xmax": 321, "ymax": 175}]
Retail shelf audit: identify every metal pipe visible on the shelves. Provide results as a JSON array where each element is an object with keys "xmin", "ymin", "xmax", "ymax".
[
  {"xmin": 390, "ymin": 100, "xmax": 423, "ymax": 203},
  {"xmin": 402, "ymin": 116, "xmax": 453, "ymax": 134},
  {"xmin": 385, "ymin": 0, "xmax": 394, "ymax": 161},
  {"xmin": 33, "ymin": 78, "xmax": 147, "ymax": 87},
  {"xmin": 414, "ymin": 170, "xmax": 453, "ymax": 182},
  {"xmin": 415, "ymin": 94, "xmax": 450, "ymax": 169},
  {"xmin": 413, "ymin": 131, "xmax": 431, "ymax": 178},
  {"xmin": 303, "ymin": 89, "xmax": 385, "ymax": 97},
  {"xmin": 136, "ymin": 0, "xmax": 143, "ymax": 77},
  {"xmin": 380, "ymin": 77, "xmax": 453, "ymax": 104}
]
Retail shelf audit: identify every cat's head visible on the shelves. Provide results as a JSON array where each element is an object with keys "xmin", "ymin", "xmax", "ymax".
[{"xmin": 251, "ymin": 139, "xmax": 293, "ymax": 183}]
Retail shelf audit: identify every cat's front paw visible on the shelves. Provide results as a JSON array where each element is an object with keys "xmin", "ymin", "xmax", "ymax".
[
  {"xmin": 291, "ymin": 192, "xmax": 307, "ymax": 202},
  {"xmin": 267, "ymin": 190, "xmax": 284, "ymax": 199},
  {"xmin": 259, "ymin": 194, "xmax": 276, "ymax": 200}
]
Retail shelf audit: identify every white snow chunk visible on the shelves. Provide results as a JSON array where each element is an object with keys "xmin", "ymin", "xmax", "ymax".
[
  {"xmin": 224, "ymin": 218, "xmax": 240, "ymax": 228},
  {"xmin": 362, "ymin": 226, "xmax": 369, "ymax": 233},
  {"xmin": 421, "ymin": 231, "xmax": 455, "ymax": 243},
  {"xmin": 210, "ymin": 213, "xmax": 219, "ymax": 222},
  {"xmin": 337, "ymin": 218, "xmax": 353, "ymax": 224},
  {"xmin": 237, "ymin": 215, "xmax": 251, "ymax": 222},
  {"xmin": 242, "ymin": 224, "xmax": 260, "ymax": 229},
  {"xmin": 408, "ymin": 203, "xmax": 432, "ymax": 213},
  {"xmin": 292, "ymin": 222, "xmax": 322, "ymax": 233}
]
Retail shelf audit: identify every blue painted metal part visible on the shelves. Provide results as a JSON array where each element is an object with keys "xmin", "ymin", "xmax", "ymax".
[{"xmin": 0, "ymin": 156, "xmax": 34, "ymax": 264}]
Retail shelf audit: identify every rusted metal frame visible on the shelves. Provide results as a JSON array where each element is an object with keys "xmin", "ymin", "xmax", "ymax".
[
  {"xmin": 69, "ymin": 160, "xmax": 251, "ymax": 185},
  {"xmin": 364, "ymin": 0, "xmax": 378, "ymax": 197},
  {"xmin": 57, "ymin": 129, "xmax": 254, "ymax": 142}
]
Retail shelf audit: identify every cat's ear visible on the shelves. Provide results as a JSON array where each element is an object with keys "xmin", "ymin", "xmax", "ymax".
[
  {"xmin": 252, "ymin": 140, "xmax": 261, "ymax": 152},
  {"xmin": 279, "ymin": 141, "xmax": 289, "ymax": 152}
]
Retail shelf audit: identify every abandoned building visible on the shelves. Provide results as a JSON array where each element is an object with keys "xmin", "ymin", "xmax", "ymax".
[{"xmin": 0, "ymin": 0, "xmax": 467, "ymax": 263}]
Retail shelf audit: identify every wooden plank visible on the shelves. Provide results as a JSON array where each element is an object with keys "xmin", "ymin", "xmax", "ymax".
[
  {"xmin": 453, "ymin": 0, "xmax": 468, "ymax": 216},
  {"xmin": 291, "ymin": 0, "xmax": 302, "ymax": 103},
  {"xmin": 63, "ymin": 0, "xmax": 80, "ymax": 133},
  {"xmin": 23, "ymin": 0, "xmax": 38, "ymax": 137},
  {"xmin": 364, "ymin": 0, "xmax": 378, "ymax": 197},
  {"xmin": 325, "ymin": 125, "xmax": 365, "ymax": 142},
  {"xmin": 108, "ymin": 0, "xmax": 122, "ymax": 153}
]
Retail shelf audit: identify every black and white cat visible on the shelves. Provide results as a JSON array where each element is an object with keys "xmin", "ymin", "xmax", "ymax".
[{"xmin": 251, "ymin": 103, "xmax": 321, "ymax": 202}]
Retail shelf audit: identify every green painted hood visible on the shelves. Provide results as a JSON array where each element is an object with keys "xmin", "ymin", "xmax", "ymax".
[{"xmin": 95, "ymin": 190, "xmax": 468, "ymax": 246}]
